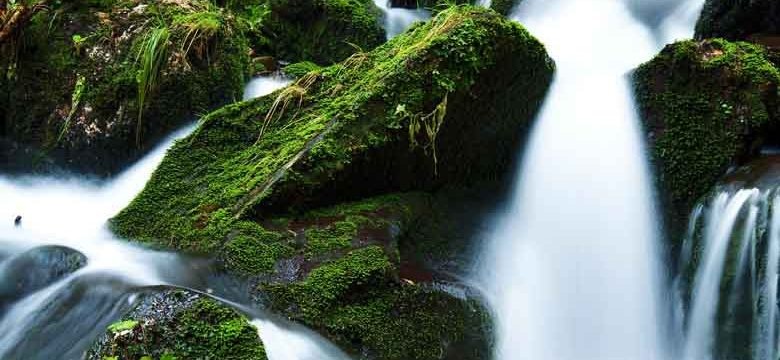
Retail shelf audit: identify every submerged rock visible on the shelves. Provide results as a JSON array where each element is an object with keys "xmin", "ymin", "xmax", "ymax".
[
  {"xmin": 634, "ymin": 39, "xmax": 780, "ymax": 238},
  {"xmin": 0, "ymin": 245, "xmax": 87, "ymax": 310},
  {"xmin": 111, "ymin": 5, "xmax": 552, "ymax": 359}
]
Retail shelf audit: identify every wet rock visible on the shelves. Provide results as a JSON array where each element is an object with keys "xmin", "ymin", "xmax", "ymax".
[
  {"xmin": 111, "ymin": 6, "xmax": 550, "ymax": 359},
  {"xmin": 87, "ymin": 288, "xmax": 267, "ymax": 360},
  {"xmin": 0, "ymin": 245, "xmax": 87, "ymax": 309},
  {"xmin": 633, "ymin": 39, "xmax": 780, "ymax": 239}
]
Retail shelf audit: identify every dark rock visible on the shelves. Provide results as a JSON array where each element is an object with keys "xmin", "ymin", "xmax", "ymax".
[
  {"xmin": 696, "ymin": 0, "xmax": 780, "ymax": 40},
  {"xmin": 0, "ymin": 245, "xmax": 87, "ymax": 309},
  {"xmin": 633, "ymin": 39, "xmax": 780, "ymax": 240}
]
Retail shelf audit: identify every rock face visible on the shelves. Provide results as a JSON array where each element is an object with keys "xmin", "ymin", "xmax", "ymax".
[
  {"xmin": 0, "ymin": 245, "xmax": 87, "ymax": 310},
  {"xmin": 696, "ymin": 0, "xmax": 780, "ymax": 40},
  {"xmin": 261, "ymin": 0, "xmax": 386, "ymax": 64},
  {"xmin": 0, "ymin": 0, "xmax": 251, "ymax": 175},
  {"xmin": 110, "ymin": 5, "xmax": 553, "ymax": 359},
  {"xmin": 634, "ymin": 39, "xmax": 780, "ymax": 238},
  {"xmin": 87, "ymin": 289, "xmax": 267, "ymax": 360}
]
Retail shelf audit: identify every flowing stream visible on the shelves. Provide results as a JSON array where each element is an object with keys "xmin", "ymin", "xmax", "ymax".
[
  {"xmin": 0, "ymin": 80, "xmax": 349, "ymax": 360},
  {"xmin": 472, "ymin": 0, "xmax": 704, "ymax": 359}
]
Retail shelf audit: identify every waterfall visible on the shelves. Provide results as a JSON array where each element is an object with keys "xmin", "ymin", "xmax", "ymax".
[
  {"xmin": 372, "ymin": 0, "xmax": 430, "ymax": 39},
  {"xmin": 0, "ymin": 80, "xmax": 349, "ymax": 359},
  {"xmin": 683, "ymin": 189, "xmax": 758, "ymax": 360},
  {"xmin": 676, "ymin": 185, "xmax": 780, "ymax": 360},
  {"xmin": 472, "ymin": 0, "xmax": 704, "ymax": 359}
]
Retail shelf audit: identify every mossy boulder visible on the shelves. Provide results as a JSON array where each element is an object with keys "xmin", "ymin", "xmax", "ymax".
[
  {"xmin": 261, "ymin": 0, "xmax": 386, "ymax": 64},
  {"xmin": 633, "ymin": 39, "xmax": 780, "ymax": 238},
  {"xmin": 0, "ymin": 0, "xmax": 250, "ymax": 175},
  {"xmin": 696, "ymin": 0, "xmax": 780, "ymax": 40},
  {"xmin": 111, "ymin": 5, "xmax": 551, "ymax": 359},
  {"xmin": 87, "ymin": 290, "xmax": 267, "ymax": 360}
]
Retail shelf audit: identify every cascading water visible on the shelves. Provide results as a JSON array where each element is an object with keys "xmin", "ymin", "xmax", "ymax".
[
  {"xmin": 243, "ymin": 74, "xmax": 292, "ymax": 101},
  {"xmin": 0, "ymin": 80, "xmax": 349, "ymax": 359},
  {"xmin": 472, "ymin": 0, "xmax": 704, "ymax": 359},
  {"xmin": 674, "ymin": 166, "xmax": 780, "ymax": 360},
  {"xmin": 372, "ymin": 0, "xmax": 430, "ymax": 39}
]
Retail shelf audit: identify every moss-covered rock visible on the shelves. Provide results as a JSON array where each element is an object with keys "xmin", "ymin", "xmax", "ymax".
[
  {"xmin": 109, "ymin": 5, "xmax": 551, "ymax": 358},
  {"xmin": 1, "ymin": 0, "xmax": 250, "ymax": 175},
  {"xmin": 261, "ymin": 0, "xmax": 386, "ymax": 64},
  {"xmin": 112, "ymin": 5, "xmax": 553, "ymax": 247},
  {"xmin": 696, "ymin": 0, "xmax": 780, "ymax": 40},
  {"xmin": 634, "ymin": 39, "xmax": 780, "ymax": 238},
  {"xmin": 87, "ymin": 290, "xmax": 266, "ymax": 360}
]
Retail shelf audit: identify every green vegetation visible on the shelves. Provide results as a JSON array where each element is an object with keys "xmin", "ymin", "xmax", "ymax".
[
  {"xmin": 105, "ymin": 6, "xmax": 550, "ymax": 357},
  {"xmin": 135, "ymin": 26, "xmax": 171, "ymax": 147},
  {"xmin": 107, "ymin": 320, "xmax": 139, "ymax": 333},
  {"xmin": 2, "ymin": 0, "xmax": 250, "ymax": 173},
  {"xmin": 91, "ymin": 296, "xmax": 266, "ymax": 360},
  {"xmin": 283, "ymin": 61, "xmax": 322, "ymax": 77},
  {"xmin": 261, "ymin": 0, "xmax": 386, "ymax": 63},
  {"xmin": 490, "ymin": 0, "xmax": 518, "ymax": 15},
  {"xmin": 112, "ymin": 5, "xmax": 553, "ymax": 253},
  {"xmin": 634, "ymin": 39, "xmax": 780, "ymax": 237}
]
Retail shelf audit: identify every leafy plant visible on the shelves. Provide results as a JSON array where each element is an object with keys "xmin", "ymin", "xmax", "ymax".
[
  {"xmin": 71, "ymin": 33, "xmax": 86, "ymax": 53},
  {"xmin": 174, "ymin": 4, "xmax": 227, "ymax": 62},
  {"xmin": 135, "ymin": 25, "xmax": 170, "ymax": 147},
  {"xmin": 55, "ymin": 75, "xmax": 85, "ymax": 144}
]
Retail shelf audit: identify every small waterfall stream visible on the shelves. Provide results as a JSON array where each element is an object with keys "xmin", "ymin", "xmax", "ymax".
[
  {"xmin": 675, "ymin": 171, "xmax": 780, "ymax": 360},
  {"xmin": 472, "ymin": 0, "xmax": 704, "ymax": 359},
  {"xmin": 0, "ymin": 80, "xmax": 349, "ymax": 359}
]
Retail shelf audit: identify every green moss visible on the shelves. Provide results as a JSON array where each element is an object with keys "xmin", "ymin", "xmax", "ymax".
[
  {"xmin": 634, "ymin": 39, "xmax": 780, "ymax": 237},
  {"xmin": 3, "ymin": 0, "xmax": 251, "ymax": 174},
  {"xmin": 223, "ymin": 224, "xmax": 295, "ymax": 275},
  {"xmin": 304, "ymin": 219, "xmax": 358, "ymax": 257},
  {"xmin": 93, "ymin": 297, "xmax": 266, "ymax": 360},
  {"xmin": 112, "ymin": 5, "xmax": 553, "ymax": 254},
  {"xmin": 267, "ymin": 246, "xmax": 393, "ymax": 319},
  {"xmin": 107, "ymin": 320, "xmax": 139, "ymax": 333},
  {"xmin": 261, "ymin": 0, "xmax": 386, "ymax": 64},
  {"xmin": 283, "ymin": 61, "xmax": 323, "ymax": 77},
  {"xmin": 265, "ymin": 245, "xmax": 490, "ymax": 359}
]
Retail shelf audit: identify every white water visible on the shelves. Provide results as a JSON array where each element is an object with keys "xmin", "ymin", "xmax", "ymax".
[
  {"xmin": 243, "ymin": 74, "xmax": 292, "ymax": 101},
  {"xmin": 473, "ymin": 0, "xmax": 704, "ymax": 359},
  {"xmin": 0, "ymin": 79, "xmax": 349, "ymax": 359},
  {"xmin": 676, "ymin": 185, "xmax": 780, "ymax": 360},
  {"xmin": 372, "ymin": 0, "xmax": 430, "ymax": 39},
  {"xmin": 683, "ymin": 189, "xmax": 758, "ymax": 360}
]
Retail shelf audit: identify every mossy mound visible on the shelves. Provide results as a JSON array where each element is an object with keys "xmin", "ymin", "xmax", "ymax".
[
  {"xmin": 108, "ymin": 5, "xmax": 550, "ymax": 358},
  {"xmin": 87, "ymin": 290, "xmax": 267, "ymax": 360},
  {"xmin": 696, "ymin": 0, "xmax": 780, "ymax": 40},
  {"xmin": 261, "ymin": 0, "xmax": 386, "ymax": 64},
  {"xmin": 634, "ymin": 39, "xmax": 780, "ymax": 238},
  {"xmin": 0, "ymin": 0, "xmax": 250, "ymax": 175},
  {"xmin": 112, "ymin": 5, "xmax": 553, "ymax": 248}
]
